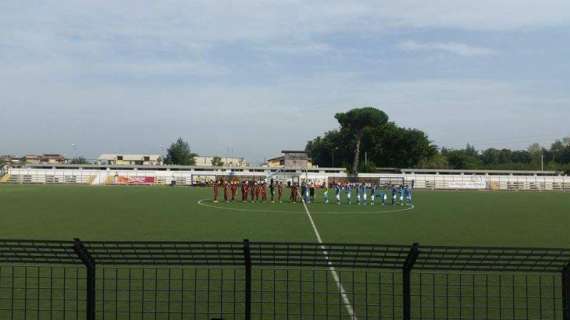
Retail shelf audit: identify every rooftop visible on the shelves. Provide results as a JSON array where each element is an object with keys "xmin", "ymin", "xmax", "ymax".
[{"xmin": 98, "ymin": 154, "xmax": 162, "ymax": 161}]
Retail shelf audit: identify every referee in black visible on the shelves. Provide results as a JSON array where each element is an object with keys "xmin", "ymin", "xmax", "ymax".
[{"xmin": 269, "ymin": 179, "xmax": 275, "ymax": 203}]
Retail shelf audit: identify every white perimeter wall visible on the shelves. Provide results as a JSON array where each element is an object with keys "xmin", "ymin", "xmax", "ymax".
[{"xmin": 5, "ymin": 167, "xmax": 570, "ymax": 191}]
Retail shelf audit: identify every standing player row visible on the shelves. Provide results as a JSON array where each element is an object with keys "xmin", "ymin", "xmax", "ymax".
[
  {"xmin": 212, "ymin": 180, "xmax": 286, "ymax": 203},
  {"xmin": 212, "ymin": 179, "xmax": 413, "ymax": 206},
  {"xmin": 325, "ymin": 183, "xmax": 413, "ymax": 206}
]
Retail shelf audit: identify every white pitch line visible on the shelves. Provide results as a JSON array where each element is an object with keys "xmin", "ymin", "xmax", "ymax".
[
  {"xmin": 197, "ymin": 199, "xmax": 415, "ymax": 215},
  {"xmin": 299, "ymin": 195, "xmax": 358, "ymax": 320}
]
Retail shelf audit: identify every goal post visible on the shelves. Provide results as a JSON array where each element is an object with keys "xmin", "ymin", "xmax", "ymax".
[
  {"xmin": 266, "ymin": 169, "xmax": 328, "ymax": 187},
  {"xmin": 266, "ymin": 169, "xmax": 301, "ymax": 186},
  {"xmin": 378, "ymin": 176, "xmax": 408, "ymax": 188}
]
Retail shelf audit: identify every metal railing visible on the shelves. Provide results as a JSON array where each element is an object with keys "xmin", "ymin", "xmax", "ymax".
[{"xmin": 0, "ymin": 239, "xmax": 569, "ymax": 320}]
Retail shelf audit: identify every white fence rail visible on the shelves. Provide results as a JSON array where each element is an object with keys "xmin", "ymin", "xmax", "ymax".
[{"xmin": 2, "ymin": 166, "xmax": 569, "ymax": 192}]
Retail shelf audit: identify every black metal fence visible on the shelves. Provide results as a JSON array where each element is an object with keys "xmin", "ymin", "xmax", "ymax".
[{"xmin": 0, "ymin": 239, "xmax": 568, "ymax": 320}]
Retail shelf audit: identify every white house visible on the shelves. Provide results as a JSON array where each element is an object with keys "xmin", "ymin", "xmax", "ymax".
[{"xmin": 97, "ymin": 154, "xmax": 162, "ymax": 166}]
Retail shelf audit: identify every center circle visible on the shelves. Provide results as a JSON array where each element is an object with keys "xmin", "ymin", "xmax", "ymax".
[{"xmin": 197, "ymin": 199, "xmax": 415, "ymax": 215}]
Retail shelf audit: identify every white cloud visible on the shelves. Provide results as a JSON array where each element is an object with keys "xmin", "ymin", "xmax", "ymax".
[
  {"xmin": 2, "ymin": 70, "xmax": 569, "ymax": 161},
  {"xmin": 2, "ymin": 1, "xmax": 570, "ymax": 51},
  {"xmin": 372, "ymin": 0, "xmax": 570, "ymax": 31},
  {"xmin": 0, "ymin": 0, "xmax": 569, "ymax": 161},
  {"xmin": 0, "ymin": 0, "xmax": 566, "ymax": 78},
  {"xmin": 258, "ymin": 42, "xmax": 333, "ymax": 56},
  {"xmin": 399, "ymin": 40, "xmax": 497, "ymax": 57},
  {"xmin": 87, "ymin": 62, "xmax": 229, "ymax": 78}
]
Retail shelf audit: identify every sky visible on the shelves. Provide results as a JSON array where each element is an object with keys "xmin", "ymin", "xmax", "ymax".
[{"xmin": 1, "ymin": 1, "xmax": 569, "ymax": 164}]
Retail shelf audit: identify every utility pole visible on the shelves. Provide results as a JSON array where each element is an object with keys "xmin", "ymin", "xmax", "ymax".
[{"xmin": 541, "ymin": 153, "xmax": 544, "ymax": 171}]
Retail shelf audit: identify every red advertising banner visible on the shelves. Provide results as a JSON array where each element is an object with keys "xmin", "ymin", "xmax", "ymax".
[{"xmin": 115, "ymin": 176, "xmax": 156, "ymax": 185}]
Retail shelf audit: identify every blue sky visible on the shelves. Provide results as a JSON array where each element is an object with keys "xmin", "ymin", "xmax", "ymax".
[{"xmin": 1, "ymin": 0, "xmax": 569, "ymax": 163}]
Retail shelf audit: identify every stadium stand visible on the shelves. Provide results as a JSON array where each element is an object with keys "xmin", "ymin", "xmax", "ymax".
[
  {"xmin": 0, "ymin": 165, "xmax": 9, "ymax": 183},
  {"xmin": 2, "ymin": 164, "xmax": 568, "ymax": 191}
]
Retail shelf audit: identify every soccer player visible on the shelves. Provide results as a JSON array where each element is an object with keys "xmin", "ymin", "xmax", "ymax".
[
  {"xmin": 309, "ymin": 184, "xmax": 315, "ymax": 203},
  {"xmin": 323, "ymin": 184, "xmax": 329, "ymax": 204},
  {"xmin": 230, "ymin": 180, "xmax": 238, "ymax": 201},
  {"xmin": 213, "ymin": 180, "xmax": 220, "ymax": 203},
  {"xmin": 255, "ymin": 182, "xmax": 262, "ymax": 202},
  {"xmin": 277, "ymin": 181, "xmax": 283, "ymax": 203},
  {"xmin": 241, "ymin": 181, "xmax": 248, "ymax": 202},
  {"xmin": 261, "ymin": 182, "xmax": 267, "ymax": 202},
  {"xmin": 399, "ymin": 186, "xmax": 405, "ymax": 206},
  {"xmin": 269, "ymin": 180, "xmax": 275, "ymax": 203},
  {"xmin": 300, "ymin": 183, "xmax": 307, "ymax": 203},
  {"xmin": 223, "ymin": 180, "xmax": 230, "ymax": 203},
  {"xmin": 250, "ymin": 180, "xmax": 256, "ymax": 202},
  {"xmin": 405, "ymin": 185, "xmax": 413, "ymax": 205},
  {"xmin": 291, "ymin": 183, "xmax": 299, "ymax": 203},
  {"xmin": 335, "ymin": 183, "xmax": 341, "ymax": 205},
  {"xmin": 378, "ymin": 187, "xmax": 387, "ymax": 206},
  {"xmin": 370, "ymin": 184, "xmax": 376, "ymax": 205},
  {"xmin": 391, "ymin": 185, "xmax": 398, "ymax": 206},
  {"xmin": 363, "ymin": 183, "xmax": 368, "ymax": 205},
  {"xmin": 304, "ymin": 183, "xmax": 311, "ymax": 204},
  {"xmin": 346, "ymin": 184, "xmax": 352, "ymax": 205}
]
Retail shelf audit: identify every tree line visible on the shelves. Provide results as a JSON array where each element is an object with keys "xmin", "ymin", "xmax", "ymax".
[
  {"xmin": 305, "ymin": 107, "xmax": 570, "ymax": 174},
  {"xmin": 438, "ymin": 141, "xmax": 570, "ymax": 172},
  {"xmin": 163, "ymin": 138, "xmax": 225, "ymax": 167},
  {"xmin": 82, "ymin": 107, "xmax": 568, "ymax": 173}
]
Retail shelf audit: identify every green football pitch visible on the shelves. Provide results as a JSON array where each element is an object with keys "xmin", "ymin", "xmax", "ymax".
[
  {"xmin": 1, "ymin": 184, "xmax": 568, "ymax": 247},
  {"xmin": 1, "ymin": 184, "xmax": 569, "ymax": 320}
]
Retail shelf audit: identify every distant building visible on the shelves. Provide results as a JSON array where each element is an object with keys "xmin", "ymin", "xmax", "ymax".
[
  {"xmin": 266, "ymin": 150, "xmax": 313, "ymax": 168},
  {"xmin": 24, "ymin": 155, "xmax": 41, "ymax": 164},
  {"xmin": 0, "ymin": 155, "xmax": 21, "ymax": 165},
  {"xmin": 3, "ymin": 154, "xmax": 65, "ymax": 165},
  {"xmin": 97, "ymin": 154, "xmax": 162, "ymax": 166},
  {"xmin": 42, "ymin": 154, "xmax": 66, "ymax": 164},
  {"xmin": 194, "ymin": 156, "xmax": 249, "ymax": 167}
]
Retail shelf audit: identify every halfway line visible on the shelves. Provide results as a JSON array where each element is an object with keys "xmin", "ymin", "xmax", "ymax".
[{"xmin": 299, "ymin": 195, "xmax": 358, "ymax": 320}]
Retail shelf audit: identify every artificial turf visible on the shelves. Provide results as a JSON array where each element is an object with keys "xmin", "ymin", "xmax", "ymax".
[
  {"xmin": 1, "ymin": 184, "xmax": 568, "ymax": 248},
  {"xmin": 0, "ymin": 184, "xmax": 568, "ymax": 319}
]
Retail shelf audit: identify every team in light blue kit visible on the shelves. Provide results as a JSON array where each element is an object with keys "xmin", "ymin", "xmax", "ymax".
[
  {"xmin": 345, "ymin": 184, "xmax": 353, "ymax": 204},
  {"xmin": 318, "ymin": 182, "xmax": 413, "ymax": 207},
  {"xmin": 335, "ymin": 184, "xmax": 341, "ymax": 204},
  {"xmin": 296, "ymin": 181, "xmax": 413, "ymax": 207}
]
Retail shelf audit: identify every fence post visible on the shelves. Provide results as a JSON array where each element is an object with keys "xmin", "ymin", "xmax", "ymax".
[
  {"xmin": 562, "ymin": 264, "xmax": 570, "ymax": 320},
  {"xmin": 403, "ymin": 243, "xmax": 420, "ymax": 320},
  {"xmin": 243, "ymin": 239, "xmax": 252, "ymax": 320},
  {"xmin": 73, "ymin": 238, "xmax": 96, "ymax": 320}
]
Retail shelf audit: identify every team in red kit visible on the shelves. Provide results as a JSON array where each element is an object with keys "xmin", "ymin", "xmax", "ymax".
[{"xmin": 213, "ymin": 179, "xmax": 287, "ymax": 203}]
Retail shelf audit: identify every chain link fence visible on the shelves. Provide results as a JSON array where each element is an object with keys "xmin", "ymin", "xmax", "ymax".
[{"xmin": 1, "ymin": 239, "xmax": 569, "ymax": 320}]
